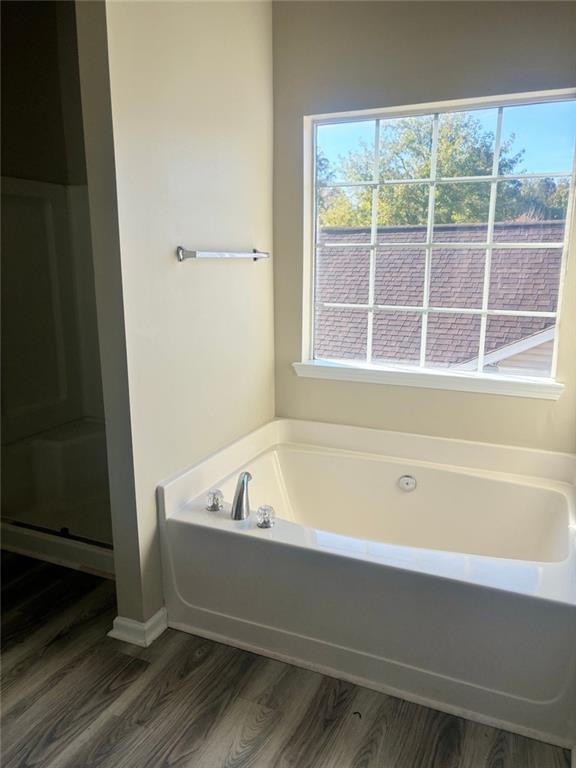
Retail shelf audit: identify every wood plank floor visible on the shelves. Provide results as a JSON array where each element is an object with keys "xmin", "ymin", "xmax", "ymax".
[{"xmin": 1, "ymin": 552, "xmax": 571, "ymax": 768}]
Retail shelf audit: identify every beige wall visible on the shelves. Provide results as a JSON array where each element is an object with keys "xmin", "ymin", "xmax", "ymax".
[
  {"xmin": 273, "ymin": 1, "xmax": 576, "ymax": 453},
  {"xmin": 105, "ymin": 1, "xmax": 274, "ymax": 620}
]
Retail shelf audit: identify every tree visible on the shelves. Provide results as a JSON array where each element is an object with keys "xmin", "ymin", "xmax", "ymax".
[
  {"xmin": 495, "ymin": 177, "xmax": 570, "ymax": 223},
  {"xmin": 317, "ymin": 113, "xmax": 566, "ymax": 229}
]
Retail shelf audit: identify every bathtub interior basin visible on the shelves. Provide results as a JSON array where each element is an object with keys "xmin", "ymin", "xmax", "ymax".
[{"xmin": 214, "ymin": 444, "xmax": 570, "ymax": 563}]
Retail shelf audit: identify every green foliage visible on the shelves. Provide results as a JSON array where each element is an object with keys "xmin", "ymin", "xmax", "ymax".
[
  {"xmin": 317, "ymin": 113, "xmax": 567, "ymax": 230},
  {"xmin": 496, "ymin": 178, "xmax": 570, "ymax": 223}
]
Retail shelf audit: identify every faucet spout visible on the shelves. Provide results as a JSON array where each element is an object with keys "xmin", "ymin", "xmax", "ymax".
[{"xmin": 231, "ymin": 471, "xmax": 252, "ymax": 520}]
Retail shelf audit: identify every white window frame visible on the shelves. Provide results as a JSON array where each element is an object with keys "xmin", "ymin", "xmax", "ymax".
[{"xmin": 295, "ymin": 89, "xmax": 576, "ymax": 400}]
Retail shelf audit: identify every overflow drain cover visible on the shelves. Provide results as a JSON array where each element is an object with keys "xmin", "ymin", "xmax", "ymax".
[{"xmin": 398, "ymin": 475, "xmax": 417, "ymax": 492}]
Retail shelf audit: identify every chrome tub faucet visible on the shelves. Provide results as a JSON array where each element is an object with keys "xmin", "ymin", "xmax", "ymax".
[{"xmin": 231, "ymin": 471, "xmax": 252, "ymax": 520}]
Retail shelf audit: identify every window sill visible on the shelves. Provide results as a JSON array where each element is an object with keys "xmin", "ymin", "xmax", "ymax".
[{"xmin": 292, "ymin": 360, "xmax": 564, "ymax": 400}]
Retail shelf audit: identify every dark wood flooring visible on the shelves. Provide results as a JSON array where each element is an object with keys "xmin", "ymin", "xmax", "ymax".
[{"xmin": 1, "ymin": 551, "xmax": 571, "ymax": 768}]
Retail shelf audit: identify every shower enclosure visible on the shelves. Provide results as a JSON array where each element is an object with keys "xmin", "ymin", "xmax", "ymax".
[{"xmin": 1, "ymin": 1, "xmax": 112, "ymax": 560}]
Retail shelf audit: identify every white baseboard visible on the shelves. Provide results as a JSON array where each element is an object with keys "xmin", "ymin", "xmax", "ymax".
[
  {"xmin": 108, "ymin": 607, "xmax": 168, "ymax": 648},
  {"xmin": 1, "ymin": 521, "xmax": 114, "ymax": 578}
]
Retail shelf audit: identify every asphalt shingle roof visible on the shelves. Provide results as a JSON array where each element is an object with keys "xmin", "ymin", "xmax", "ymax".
[{"xmin": 314, "ymin": 221, "xmax": 562, "ymax": 369}]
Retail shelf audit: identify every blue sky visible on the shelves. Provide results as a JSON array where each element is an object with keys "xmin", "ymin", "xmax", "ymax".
[{"xmin": 317, "ymin": 100, "xmax": 576, "ymax": 175}]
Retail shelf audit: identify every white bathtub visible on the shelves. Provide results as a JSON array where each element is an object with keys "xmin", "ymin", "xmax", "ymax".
[{"xmin": 157, "ymin": 418, "xmax": 576, "ymax": 746}]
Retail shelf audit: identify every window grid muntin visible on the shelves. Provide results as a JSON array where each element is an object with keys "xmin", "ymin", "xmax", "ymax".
[
  {"xmin": 365, "ymin": 119, "xmax": 380, "ymax": 363},
  {"xmin": 312, "ymin": 99, "xmax": 574, "ymax": 375},
  {"xmin": 318, "ymin": 170, "xmax": 574, "ymax": 190},
  {"xmin": 319, "ymin": 305, "xmax": 557, "ymax": 316},
  {"xmin": 317, "ymin": 241, "xmax": 566, "ymax": 249},
  {"xmin": 419, "ymin": 113, "xmax": 439, "ymax": 365},
  {"xmin": 477, "ymin": 107, "xmax": 504, "ymax": 372}
]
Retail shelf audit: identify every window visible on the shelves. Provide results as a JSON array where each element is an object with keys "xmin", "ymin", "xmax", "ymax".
[{"xmin": 297, "ymin": 92, "xmax": 576, "ymax": 398}]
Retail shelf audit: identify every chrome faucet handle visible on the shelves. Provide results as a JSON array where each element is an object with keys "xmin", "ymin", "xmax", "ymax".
[
  {"xmin": 206, "ymin": 488, "xmax": 224, "ymax": 512},
  {"xmin": 257, "ymin": 505, "xmax": 275, "ymax": 528}
]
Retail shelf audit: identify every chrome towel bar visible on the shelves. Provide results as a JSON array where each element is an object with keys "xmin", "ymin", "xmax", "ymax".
[{"xmin": 176, "ymin": 247, "xmax": 269, "ymax": 262}]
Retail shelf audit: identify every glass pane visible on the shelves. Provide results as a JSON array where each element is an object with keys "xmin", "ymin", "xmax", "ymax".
[
  {"xmin": 372, "ymin": 312, "xmax": 421, "ymax": 365},
  {"xmin": 314, "ymin": 307, "xmax": 368, "ymax": 361},
  {"xmin": 316, "ymin": 121, "xmax": 376, "ymax": 185},
  {"xmin": 499, "ymin": 101, "xmax": 576, "ymax": 175},
  {"xmin": 483, "ymin": 316, "xmax": 555, "ymax": 378},
  {"xmin": 317, "ymin": 186, "xmax": 373, "ymax": 244},
  {"xmin": 434, "ymin": 182, "xmax": 491, "ymax": 242},
  {"xmin": 379, "ymin": 115, "xmax": 433, "ymax": 179},
  {"xmin": 429, "ymin": 248, "xmax": 485, "ymax": 309},
  {"xmin": 494, "ymin": 178, "xmax": 569, "ymax": 243},
  {"xmin": 488, "ymin": 248, "xmax": 562, "ymax": 312},
  {"xmin": 374, "ymin": 247, "xmax": 425, "ymax": 306},
  {"xmin": 425, "ymin": 313, "xmax": 481, "ymax": 368},
  {"xmin": 377, "ymin": 183, "xmax": 429, "ymax": 242},
  {"xmin": 315, "ymin": 247, "xmax": 370, "ymax": 305},
  {"xmin": 437, "ymin": 108, "xmax": 498, "ymax": 177}
]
